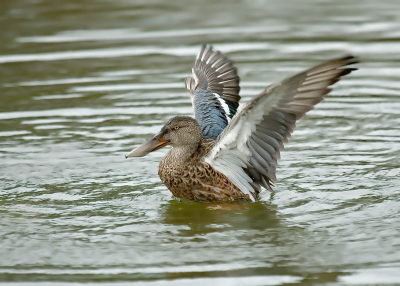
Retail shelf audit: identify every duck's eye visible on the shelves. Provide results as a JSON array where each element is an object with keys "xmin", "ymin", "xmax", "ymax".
[{"xmin": 174, "ymin": 126, "xmax": 180, "ymax": 130}]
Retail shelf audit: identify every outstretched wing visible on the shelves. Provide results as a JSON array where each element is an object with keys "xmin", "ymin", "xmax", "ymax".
[
  {"xmin": 204, "ymin": 56, "xmax": 358, "ymax": 201},
  {"xmin": 185, "ymin": 44, "xmax": 241, "ymax": 140}
]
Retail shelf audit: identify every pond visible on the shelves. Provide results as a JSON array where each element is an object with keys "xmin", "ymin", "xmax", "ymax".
[{"xmin": 1, "ymin": 0, "xmax": 400, "ymax": 285}]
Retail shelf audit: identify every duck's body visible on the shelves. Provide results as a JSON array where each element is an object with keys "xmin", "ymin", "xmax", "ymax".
[
  {"xmin": 126, "ymin": 45, "xmax": 358, "ymax": 202},
  {"xmin": 159, "ymin": 139, "xmax": 247, "ymax": 201}
]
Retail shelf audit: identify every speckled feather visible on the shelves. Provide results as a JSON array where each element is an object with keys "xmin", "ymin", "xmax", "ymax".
[
  {"xmin": 159, "ymin": 139, "xmax": 249, "ymax": 201},
  {"xmin": 127, "ymin": 46, "xmax": 358, "ymax": 202}
]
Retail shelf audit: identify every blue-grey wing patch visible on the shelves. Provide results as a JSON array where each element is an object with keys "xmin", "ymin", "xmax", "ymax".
[{"xmin": 185, "ymin": 44, "xmax": 241, "ymax": 140}]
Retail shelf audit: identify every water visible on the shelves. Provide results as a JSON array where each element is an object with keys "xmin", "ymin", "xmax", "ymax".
[{"xmin": 1, "ymin": 0, "xmax": 400, "ymax": 285}]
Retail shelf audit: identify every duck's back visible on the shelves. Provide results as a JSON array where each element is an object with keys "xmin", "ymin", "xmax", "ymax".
[{"xmin": 158, "ymin": 139, "xmax": 248, "ymax": 201}]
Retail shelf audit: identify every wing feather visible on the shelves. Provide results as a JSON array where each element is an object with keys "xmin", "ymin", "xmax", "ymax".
[
  {"xmin": 185, "ymin": 44, "xmax": 241, "ymax": 140},
  {"xmin": 205, "ymin": 55, "xmax": 358, "ymax": 201}
]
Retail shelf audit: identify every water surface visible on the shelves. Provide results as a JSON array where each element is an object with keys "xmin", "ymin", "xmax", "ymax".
[{"xmin": 1, "ymin": 0, "xmax": 400, "ymax": 285}]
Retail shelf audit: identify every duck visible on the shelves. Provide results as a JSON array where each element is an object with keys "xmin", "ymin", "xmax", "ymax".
[{"xmin": 126, "ymin": 44, "xmax": 357, "ymax": 202}]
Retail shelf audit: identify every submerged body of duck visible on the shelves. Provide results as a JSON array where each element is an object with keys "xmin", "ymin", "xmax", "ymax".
[{"xmin": 126, "ymin": 45, "xmax": 357, "ymax": 202}]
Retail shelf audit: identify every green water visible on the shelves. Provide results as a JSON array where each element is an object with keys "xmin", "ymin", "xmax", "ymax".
[{"xmin": 1, "ymin": 0, "xmax": 400, "ymax": 285}]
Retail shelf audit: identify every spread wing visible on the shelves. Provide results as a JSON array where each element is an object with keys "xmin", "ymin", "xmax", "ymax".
[
  {"xmin": 204, "ymin": 56, "xmax": 358, "ymax": 201},
  {"xmin": 185, "ymin": 44, "xmax": 241, "ymax": 140}
]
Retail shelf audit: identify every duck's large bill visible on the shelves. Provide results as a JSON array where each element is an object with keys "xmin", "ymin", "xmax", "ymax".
[
  {"xmin": 124, "ymin": 44, "xmax": 358, "ymax": 202},
  {"xmin": 125, "ymin": 132, "xmax": 170, "ymax": 158}
]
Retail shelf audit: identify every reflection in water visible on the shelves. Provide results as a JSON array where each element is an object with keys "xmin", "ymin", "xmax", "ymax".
[
  {"xmin": 1, "ymin": 0, "xmax": 400, "ymax": 284},
  {"xmin": 161, "ymin": 199, "xmax": 280, "ymax": 234},
  {"xmin": 160, "ymin": 200, "xmax": 350, "ymax": 284}
]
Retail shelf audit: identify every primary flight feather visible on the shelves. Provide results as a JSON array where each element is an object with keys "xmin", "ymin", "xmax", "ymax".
[{"xmin": 126, "ymin": 44, "xmax": 358, "ymax": 202}]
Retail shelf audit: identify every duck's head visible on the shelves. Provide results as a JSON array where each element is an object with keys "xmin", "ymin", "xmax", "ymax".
[{"xmin": 125, "ymin": 116, "xmax": 203, "ymax": 158}]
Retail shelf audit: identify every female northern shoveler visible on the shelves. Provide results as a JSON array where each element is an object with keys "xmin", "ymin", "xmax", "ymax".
[{"xmin": 126, "ymin": 44, "xmax": 357, "ymax": 202}]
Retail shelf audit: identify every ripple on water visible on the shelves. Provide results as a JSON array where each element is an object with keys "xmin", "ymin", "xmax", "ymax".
[{"xmin": 1, "ymin": 0, "xmax": 400, "ymax": 284}]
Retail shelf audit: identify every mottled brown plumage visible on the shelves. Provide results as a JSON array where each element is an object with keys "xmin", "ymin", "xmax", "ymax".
[
  {"xmin": 159, "ymin": 138, "xmax": 249, "ymax": 201},
  {"xmin": 127, "ymin": 116, "xmax": 249, "ymax": 201},
  {"xmin": 125, "ymin": 45, "xmax": 358, "ymax": 202}
]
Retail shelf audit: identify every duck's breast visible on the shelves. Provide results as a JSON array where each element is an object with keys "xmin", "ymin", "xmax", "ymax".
[{"xmin": 158, "ymin": 142, "xmax": 247, "ymax": 201}]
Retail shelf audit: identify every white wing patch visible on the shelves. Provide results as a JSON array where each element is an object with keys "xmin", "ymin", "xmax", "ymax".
[
  {"xmin": 205, "ymin": 92, "xmax": 278, "ymax": 201},
  {"xmin": 204, "ymin": 55, "xmax": 358, "ymax": 201},
  {"xmin": 213, "ymin": 93, "xmax": 231, "ymax": 123}
]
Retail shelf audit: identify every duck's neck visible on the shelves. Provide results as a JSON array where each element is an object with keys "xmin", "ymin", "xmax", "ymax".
[{"xmin": 165, "ymin": 144, "xmax": 199, "ymax": 164}]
